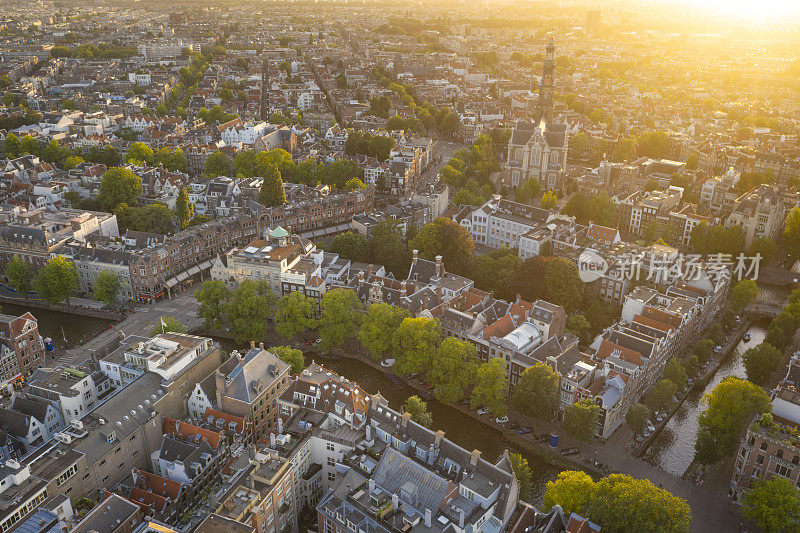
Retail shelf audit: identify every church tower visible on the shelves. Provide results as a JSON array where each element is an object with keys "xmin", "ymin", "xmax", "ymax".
[{"xmin": 536, "ymin": 33, "xmax": 556, "ymax": 123}]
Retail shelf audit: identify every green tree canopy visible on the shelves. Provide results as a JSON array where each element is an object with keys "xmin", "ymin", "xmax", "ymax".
[
  {"xmin": 731, "ymin": 279, "xmax": 759, "ymax": 311},
  {"xmin": 205, "ymin": 150, "xmax": 231, "ymax": 177},
  {"xmin": 318, "ymin": 289, "xmax": 362, "ymax": 351},
  {"xmin": 176, "ymin": 187, "xmax": 194, "ymax": 230},
  {"xmin": 98, "ymin": 167, "xmax": 143, "ymax": 211},
  {"xmin": 540, "ymin": 190, "xmax": 558, "ymax": 209},
  {"xmin": 695, "ymin": 377, "xmax": 771, "ymax": 465},
  {"xmin": 5, "ymin": 256, "xmax": 32, "ymax": 294},
  {"xmin": 392, "ymin": 317, "xmax": 444, "ymax": 375},
  {"xmin": 126, "ymin": 142, "xmax": 154, "ymax": 164},
  {"xmin": 748, "ymin": 237, "xmax": 777, "ymax": 266},
  {"xmin": 358, "ymin": 303, "xmax": 409, "ymax": 360},
  {"xmin": 566, "ymin": 314, "xmax": 592, "ymax": 344},
  {"xmin": 626, "ymin": 403, "xmax": 649, "ymax": 435},
  {"xmin": 544, "ymin": 258, "xmax": 584, "ymax": 311},
  {"xmin": 664, "ymin": 358, "xmax": 688, "ymax": 389},
  {"xmin": 511, "ymin": 362, "xmax": 559, "ymax": 419},
  {"xmin": 271, "ymin": 345, "xmax": 306, "ymax": 374},
  {"xmin": 195, "ymin": 280, "xmax": 230, "ymax": 331},
  {"xmin": 275, "ymin": 292, "xmax": 318, "ymax": 339},
  {"xmin": 743, "ymin": 342, "xmax": 782, "ymax": 385},
  {"xmin": 93, "ymin": 269, "xmax": 121, "ymax": 307},
  {"xmin": 368, "ymin": 221, "xmax": 409, "ymax": 277},
  {"xmin": 564, "ymin": 399, "xmax": 599, "ymax": 441},
  {"xmin": 646, "ymin": 379, "xmax": 677, "ymax": 412},
  {"xmin": 544, "ymin": 471, "xmax": 691, "ymax": 532},
  {"xmin": 509, "ymin": 453, "xmax": 532, "ymax": 501},
  {"xmin": 330, "ymin": 231, "xmax": 368, "ymax": 262},
  {"xmin": 429, "ymin": 337, "xmax": 478, "ymax": 403},
  {"xmin": 224, "ymin": 280, "xmax": 276, "ymax": 343},
  {"xmin": 741, "ymin": 477, "xmax": 800, "ymax": 533},
  {"xmin": 784, "ymin": 207, "xmax": 800, "ymax": 259},
  {"xmin": 150, "ymin": 316, "xmax": 186, "ymax": 337},
  {"xmin": 403, "ymin": 395, "xmax": 433, "ymax": 428},
  {"xmin": 34, "ymin": 256, "xmax": 78, "ymax": 305},
  {"xmin": 258, "ymin": 163, "xmax": 286, "ymax": 207},
  {"xmin": 470, "ymin": 358, "xmax": 508, "ymax": 417},
  {"xmin": 409, "ymin": 218, "xmax": 475, "ymax": 274}
]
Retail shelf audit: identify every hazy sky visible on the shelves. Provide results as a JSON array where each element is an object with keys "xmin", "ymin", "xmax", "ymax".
[{"xmin": 671, "ymin": 0, "xmax": 800, "ymax": 22}]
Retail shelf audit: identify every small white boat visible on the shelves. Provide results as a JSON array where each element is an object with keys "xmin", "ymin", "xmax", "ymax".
[{"xmin": 380, "ymin": 358, "xmax": 395, "ymax": 368}]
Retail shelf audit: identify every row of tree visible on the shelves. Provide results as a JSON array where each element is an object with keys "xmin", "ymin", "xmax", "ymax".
[{"xmin": 5, "ymin": 254, "xmax": 126, "ymax": 307}]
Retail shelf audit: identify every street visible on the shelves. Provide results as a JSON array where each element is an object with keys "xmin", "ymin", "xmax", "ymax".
[{"xmin": 58, "ymin": 289, "xmax": 201, "ymax": 367}]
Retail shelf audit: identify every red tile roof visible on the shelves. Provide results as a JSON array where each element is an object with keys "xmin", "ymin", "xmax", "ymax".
[
  {"xmin": 204, "ymin": 408, "xmax": 246, "ymax": 435},
  {"xmin": 482, "ymin": 314, "xmax": 515, "ymax": 340},
  {"xmin": 136, "ymin": 470, "xmax": 183, "ymax": 500},
  {"xmin": 587, "ymin": 224, "xmax": 617, "ymax": 243},
  {"xmin": 633, "ymin": 315, "xmax": 673, "ymax": 333},
  {"xmin": 595, "ymin": 339, "xmax": 642, "ymax": 366},
  {"xmin": 162, "ymin": 417, "xmax": 221, "ymax": 450}
]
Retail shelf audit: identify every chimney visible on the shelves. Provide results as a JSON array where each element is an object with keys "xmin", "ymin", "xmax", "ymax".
[
  {"xmin": 365, "ymin": 425, "xmax": 372, "ymax": 441},
  {"xmin": 412, "ymin": 249, "xmax": 418, "ymax": 266},
  {"xmin": 259, "ymin": 342, "xmax": 264, "ymax": 350},
  {"xmin": 250, "ymin": 341, "xmax": 256, "ymax": 348},
  {"xmin": 277, "ymin": 417, "xmax": 283, "ymax": 434},
  {"xmin": 368, "ymin": 479, "xmax": 375, "ymax": 494},
  {"xmin": 270, "ymin": 432, "xmax": 276, "ymax": 446},
  {"xmin": 435, "ymin": 255, "xmax": 443, "ymax": 278},
  {"xmin": 400, "ymin": 280, "xmax": 407, "ymax": 295},
  {"xmin": 370, "ymin": 394, "xmax": 387, "ymax": 409},
  {"xmin": 469, "ymin": 449, "xmax": 481, "ymax": 466},
  {"xmin": 358, "ymin": 271, "xmax": 365, "ymax": 286},
  {"xmin": 215, "ymin": 371, "xmax": 226, "ymax": 407},
  {"xmin": 401, "ymin": 412, "xmax": 411, "ymax": 428},
  {"xmin": 425, "ymin": 508, "xmax": 432, "ymax": 528},
  {"xmin": 434, "ymin": 430, "xmax": 445, "ymax": 446},
  {"xmin": 392, "ymin": 493, "xmax": 399, "ymax": 509},
  {"xmin": 458, "ymin": 509, "xmax": 465, "ymax": 528}
]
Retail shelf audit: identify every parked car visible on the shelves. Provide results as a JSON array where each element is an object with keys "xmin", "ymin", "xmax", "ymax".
[
  {"xmin": 495, "ymin": 416, "xmax": 509, "ymax": 424},
  {"xmin": 517, "ymin": 426, "xmax": 533, "ymax": 435},
  {"xmin": 647, "ymin": 420, "xmax": 655, "ymax": 432},
  {"xmin": 380, "ymin": 358, "xmax": 395, "ymax": 368},
  {"xmin": 477, "ymin": 408, "xmax": 489, "ymax": 415},
  {"xmin": 560, "ymin": 447, "xmax": 580, "ymax": 456}
]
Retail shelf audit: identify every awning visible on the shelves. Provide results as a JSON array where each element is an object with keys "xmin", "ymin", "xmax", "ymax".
[
  {"xmin": 187, "ymin": 266, "xmax": 200, "ymax": 275},
  {"xmin": 176, "ymin": 272, "xmax": 188, "ymax": 282},
  {"xmin": 199, "ymin": 260, "xmax": 213, "ymax": 270},
  {"xmin": 165, "ymin": 278, "xmax": 178, "ymax": 288}
]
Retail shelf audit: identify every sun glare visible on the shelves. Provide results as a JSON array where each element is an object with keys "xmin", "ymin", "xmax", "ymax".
[{"xmin": 680, "ymin": 0, "xmax": 800, "ymax": 22}]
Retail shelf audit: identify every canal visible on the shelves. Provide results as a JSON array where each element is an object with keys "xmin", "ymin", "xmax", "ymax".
[
  {"xmin": 2, "ymin": 303, "xmax": 114, "ymax": 348},
  {"xmin": 215, "ymin": 338, "xmax": 560, "ymax": 502},
  {"xmin": 642, "ymin": 322, "xmax": 768, "ymax": 476},
  {"xmin": 12, "ymin": 303, "xmax": 562, "ymax": 504}
]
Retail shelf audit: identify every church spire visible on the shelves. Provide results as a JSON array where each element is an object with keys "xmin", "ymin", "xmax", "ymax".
[{"xmin": 536, "ymin": 33, "xmax": 556, "ymax": 123}]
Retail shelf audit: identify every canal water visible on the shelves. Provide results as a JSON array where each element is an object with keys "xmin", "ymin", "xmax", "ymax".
[
  {"xmin": 2, "ymin": 303, "xmax": 114, "ymax": 348},
  {"xmin": 5, "ymin": 304, "xmax": 562, "ymax": 504},
  {"xmin": 216, "ymin": 338, "xmax": 561, "ymax": 503},
  {"xmin": 643, "ymin": 323, "xmax": 768, "ymax": 476}
]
